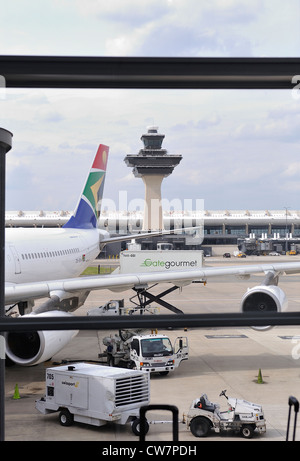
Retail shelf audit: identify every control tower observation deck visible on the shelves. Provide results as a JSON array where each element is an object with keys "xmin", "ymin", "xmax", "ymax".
[{"xmin": 124, "ymin": 126, "xmax": 182, "ymax": 231}]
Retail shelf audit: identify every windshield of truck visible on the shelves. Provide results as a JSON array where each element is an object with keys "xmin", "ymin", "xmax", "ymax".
[{"xmin": 141, "ymin": 337, "xmax": 173, "ymax": 357}]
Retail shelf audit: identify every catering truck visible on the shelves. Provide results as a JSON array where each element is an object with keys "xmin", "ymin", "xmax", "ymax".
[
  {"xmin": 35, "ymin": 363, "xmax": 150, "ymax": 434},
  {"xmin": 101, "ymin": 332, "xmax": 189, "ymax": 375},
  {"xmin": 117, "ymin": 249, "xmax": 204, "ymax": 274},
  {"xmin": 87, "ymin": 299, "xmax": 158, "ymax": 316}
]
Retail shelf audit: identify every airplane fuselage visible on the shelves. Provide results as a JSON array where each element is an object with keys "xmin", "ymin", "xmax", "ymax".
[{"xmin": 5, "ymin": 227, "xmax": 108, "ymax": 285}]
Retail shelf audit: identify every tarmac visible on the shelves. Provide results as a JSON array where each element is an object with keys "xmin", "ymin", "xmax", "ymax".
[{"xmin": 4, "ymin": 255, "xmax": 300, "ymax": 443}]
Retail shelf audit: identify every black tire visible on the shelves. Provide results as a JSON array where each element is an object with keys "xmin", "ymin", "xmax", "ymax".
[
  {"xmin": 59, "ymin": 409, "xmax": 74, "ymax": 427},
  {"xmin": 241, "ymin": 424, "xmax": 255, "ymax": 438},
  {"xmin": 190, "ymin": 416, "xmax": 211, "ymax": 437},
  {"xmin": 131, "ymin": 418, "xmax": 149, "ymax": 436}
]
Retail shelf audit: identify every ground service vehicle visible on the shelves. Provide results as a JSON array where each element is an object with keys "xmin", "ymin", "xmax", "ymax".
[
  {"xmin": 186, "ymin": 390, "xmax": 266, "ymax": 439},
  {"xmin": 87, "ymin": 299, "xmax": 158, "ymax": 316},
  {"xmin": 102, "ymin": 332, "xmax": 189, "ymax": 375},
  {"xmin": 35, "ymin": 363, "xmax": 150, "ymax": 434}
]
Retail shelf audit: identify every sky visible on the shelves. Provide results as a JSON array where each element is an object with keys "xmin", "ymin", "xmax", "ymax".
[{"xmin": 1, "ymin": 0, "xmax": 300, "ymax": 213}]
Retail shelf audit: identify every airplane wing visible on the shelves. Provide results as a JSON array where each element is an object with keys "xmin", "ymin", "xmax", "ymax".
[
  {"xmin": 100, "ymin": 226, "xmax": 201, "ymax": 245},
  {"xmin": 5, "ymin": 260, "xmax": 300, "ymax": 366},
  {"xmin": 6, "ymin": 261, "xmax": 300, "ymax": 306}
]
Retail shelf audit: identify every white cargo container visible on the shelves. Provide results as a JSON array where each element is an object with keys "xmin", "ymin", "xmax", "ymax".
[{"xmin": 35, "ymin": 363, "xmax": 150, "ymax": 434}]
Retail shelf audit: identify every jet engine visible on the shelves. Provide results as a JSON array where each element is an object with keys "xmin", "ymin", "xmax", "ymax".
[
  {"xmin": 5, "ymin": 311, "xmax": 78, "ymax": 366},
  {"xmin": 241, "ymin": 285, "xmax": 287, "ymax": 330}
]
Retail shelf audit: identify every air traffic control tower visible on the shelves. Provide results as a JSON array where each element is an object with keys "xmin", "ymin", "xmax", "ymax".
[{"xmin": 124, "ymin": 126, "xmax": 182, "ymax": 231}]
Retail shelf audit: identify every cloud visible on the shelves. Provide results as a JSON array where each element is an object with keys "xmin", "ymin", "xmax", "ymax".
[
  {"xmin": 283, "ymin": 162, "xmax": 300, "ymax": 178},
  {"xmin": 2, "ymin": 1, "xmax": 300, "ymax": 211},
  {"xmin": 100, "ymin": 0, "xmax": 264, "ymax": 57},
  {"xmin": 170, "ymin": 114, "xmax": 221, "ymax": 133},
  {"xmin": 234, "ymin": 105, "xmax": 300, "ymax": 144},
  {"xmin": 35, "ymin": 108, "xmax": 65, "ymax": 123},
  {"xmin": 1, "ymin": 0, "xmax": 299, "ymax": 58},
  {"xmin": 94, "ymin": 0, "xmax": 170, "ymax": 25}
]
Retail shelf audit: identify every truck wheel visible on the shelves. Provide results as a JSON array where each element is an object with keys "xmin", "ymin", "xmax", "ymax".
[
  {"xmin": 131, "ymin": 418, "xmax": 149, "ymax": 436},
  {"xmin": 241, "ymin": 424, "xmax": 255, "ymax": 438},
  {"xmin": 59, "ymin": 409, "xmax": 74, "ymax": 427},
  {"xmin": 190, "ymin": 416, "xmax": 211, "ymax": 437}
]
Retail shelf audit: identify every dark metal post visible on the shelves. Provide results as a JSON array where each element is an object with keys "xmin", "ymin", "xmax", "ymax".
[
  {"xmin": 286, "ymin": 396, "xmax": 299, "ymax": 441},
  {"xmin": 139, "ymin": 404, "xmax": 179, "ymax": 442},
  {"xmin": 0, "ymin": 127, "xmax": 12, "ymax": 441}
]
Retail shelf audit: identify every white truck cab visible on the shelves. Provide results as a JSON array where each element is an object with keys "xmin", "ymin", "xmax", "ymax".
[{"xmin": 103, "ymin": 333, "xmax": 189, "ymax": 375}]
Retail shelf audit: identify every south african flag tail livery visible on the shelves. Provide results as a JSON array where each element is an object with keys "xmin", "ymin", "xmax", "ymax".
[{"xmin": 63, "ymin": 144, "xmax": 109, "ymax": 229}]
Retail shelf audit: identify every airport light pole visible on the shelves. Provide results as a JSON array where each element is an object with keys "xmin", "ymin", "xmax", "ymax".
[
  {"xmin": 284, "ymin": 206, "xmax": 290, "ymax": 254},
  {"xmin": 0, "ymin": 127, "xmax": 13, "ymax": 442}
]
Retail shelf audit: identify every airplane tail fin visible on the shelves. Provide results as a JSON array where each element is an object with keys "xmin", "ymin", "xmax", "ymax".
[{"xmin": 63, "ymin": 144, "xmax": 109, "ymax": 229}]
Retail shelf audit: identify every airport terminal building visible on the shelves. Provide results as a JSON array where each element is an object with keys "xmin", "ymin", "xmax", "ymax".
[{"xmin": 5, "ymin": 208, "xmax": 300, "ymax": 256}]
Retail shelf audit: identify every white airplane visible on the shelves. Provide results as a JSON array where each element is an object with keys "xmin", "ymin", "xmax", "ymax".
[{"xmin": 4, "ymin": 144, "xmax": 300, "ymax": 366}]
